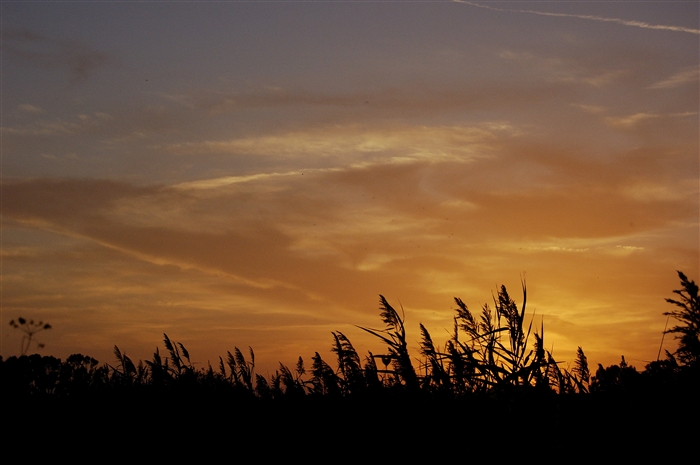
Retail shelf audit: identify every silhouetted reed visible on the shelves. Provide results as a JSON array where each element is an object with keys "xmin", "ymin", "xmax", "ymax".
[{"xmin": 3, "ymin": 272, "xmax": 698, "ymax": 404}]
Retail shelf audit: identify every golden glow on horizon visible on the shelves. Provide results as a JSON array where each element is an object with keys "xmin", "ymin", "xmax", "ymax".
[{"xmin": 1, "ymin": 1, "xmax": 697, "ymax": 373}]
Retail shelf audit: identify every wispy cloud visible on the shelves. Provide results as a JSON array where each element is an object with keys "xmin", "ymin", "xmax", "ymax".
[
  {"xmin": 157, "ymin": 80, "xmax": 576, "ymax": 122},
  {"xmin": 621, "ymin": 179, "xmax": 699, "ymax": 203},
  {"xmin": 605, "ymin": 111, "xmax": 697, "ymax": 129},
  {"xmin": 507, "ymin": 235, "xmax": 652, "ymax": 255},
  {"xmin": 163, "ymin": 124, "xmax": 505, "ymax": 162},
  {"xmin": 648, "ymin": 67, "xmax": 700, "ymax": 89},
  {"xmin": 18, "ymin": 104, "xmax": 45, "ymax": 115},
  {"xmin": 173, "ymin": 168, "xmax": 343, "ymax": 190},
  {"xmin": 570, "ymin": 103, "xmax": 606, "ymax": 114},
  {"xmin": 498, "ymin": 50, "xmax": 626, "ymax": 87},
  {"xmin": 1, "ymin": 112, "xmax": 113, "ymax": 136},
  {"xmin": 456, "ymin": 1, "xmax": 700, "ymax": 35},
  {"xmin": 2, "ymin": 28, "xmax": 114, "ymax": 82}
]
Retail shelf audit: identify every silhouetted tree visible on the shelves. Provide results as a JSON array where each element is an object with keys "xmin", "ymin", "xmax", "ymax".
[
  {"xmin": 590, "ymin": 356, "xmax": 640, "ymax": 393},
  {"xmin": 664, "ymin": 271, "xmax": 700, "ymax": 367}
]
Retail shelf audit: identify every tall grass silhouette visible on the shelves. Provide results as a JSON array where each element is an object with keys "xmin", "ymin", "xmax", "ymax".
[
  {"xmin": 3, "ymin": 272, "xmax": 697, "ymax": 401},
  {"xmin": 5, "ymin": 272, "xmax": 699, "ymax": 456}
]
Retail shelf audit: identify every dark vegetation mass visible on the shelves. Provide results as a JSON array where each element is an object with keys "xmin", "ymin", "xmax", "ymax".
[{"xmin": 3, "ymin": 271, "xmax": 699, "ymax": 447}]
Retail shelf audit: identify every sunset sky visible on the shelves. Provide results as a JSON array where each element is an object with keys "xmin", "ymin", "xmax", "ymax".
[{"xmin": 2, "ymin": 1, "xmax": 698, "ymax": 375}]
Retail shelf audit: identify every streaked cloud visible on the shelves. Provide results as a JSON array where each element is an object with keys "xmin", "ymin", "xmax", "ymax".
[
  {"xmin": 457, "ymin": 1, "xmax": 700, "ymax": 35},
  {"xmin": 499, "ymin": 50, "xmax": 626, "ymax": 87},
  {"xmin": 1, "ymin": 112, "xmax": 114, "ymax": 136},
  {"xmin": 18, "ymin": 104, "xmax": 45, "ymax": 115},
  {"xmin": 605, "ymin": 111, "xmax": 697, "ymax": 129},
  {"xmin": 159, "ymin": 81, "xmax": 579, "ymax": 120},
  {"xmin": 648, "ymin": 67, "xmax": 700, "ymax": 89},
  {"xmin": 164, "ymin": 124, "xmax": 504, "ymax": 163},
  {"xmin": 570, "ymin": 103, "xmax": 607, "ymax": 114},
  {"xmin": 621, "ymin": 179, "xmax": 699, "ymax": 203}
]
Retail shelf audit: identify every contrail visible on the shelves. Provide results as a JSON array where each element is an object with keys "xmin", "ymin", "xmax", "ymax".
[{"xmin": 455, "ymin": 1, "xmax": 700, "ymax": 35}]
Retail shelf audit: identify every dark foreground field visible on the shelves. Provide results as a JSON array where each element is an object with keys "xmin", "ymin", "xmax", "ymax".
[{"xmin": 5, "ymin": 383, "xmax": 698, "ymax": 458}]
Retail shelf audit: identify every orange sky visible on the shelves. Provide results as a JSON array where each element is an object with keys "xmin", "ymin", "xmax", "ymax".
[{"xmin": 2, "ymin": 1, "xmax": 698, "ymax": 375}]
